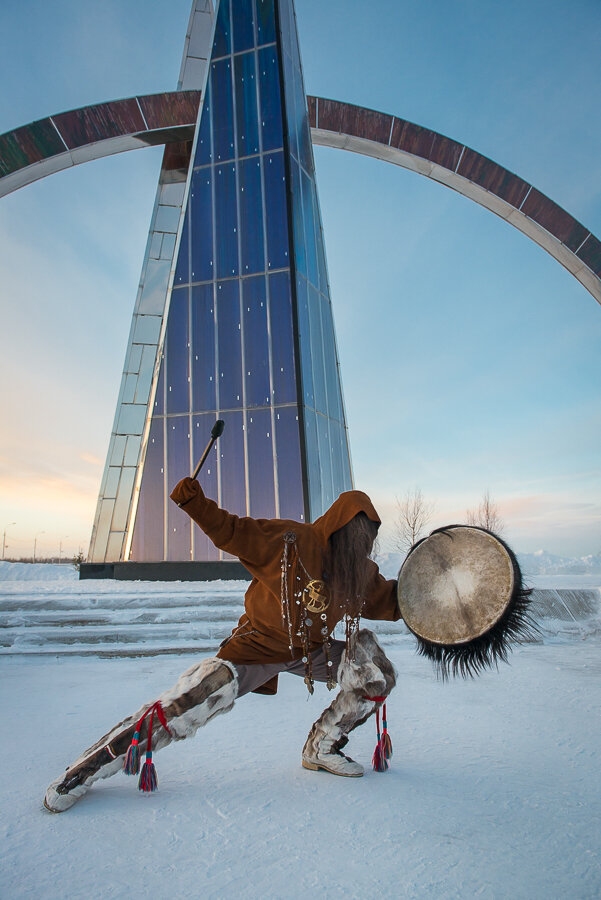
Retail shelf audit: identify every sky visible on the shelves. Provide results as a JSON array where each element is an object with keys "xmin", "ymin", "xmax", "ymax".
[{"xmin": 0, "ymin": 0, "xmax": 600, "ymax": 560}]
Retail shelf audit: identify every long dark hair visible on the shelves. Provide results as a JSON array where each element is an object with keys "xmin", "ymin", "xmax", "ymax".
[{"xmin": 323, "ymin": 512, "xmax": 380, "ymax": 617}]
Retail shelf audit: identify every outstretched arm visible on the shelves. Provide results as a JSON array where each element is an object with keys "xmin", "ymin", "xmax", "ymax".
[
  {"xmin": 361, "ymin": 560, "xmax": 401, "ymax": 622},
  {"xmin": 170, "ymin": 477, "xmax": 285, "ymax": 573}
]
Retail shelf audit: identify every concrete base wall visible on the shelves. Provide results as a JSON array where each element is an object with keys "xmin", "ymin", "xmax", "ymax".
[{"xmin": 79, "ymin": 561, "xmax": 252, "ymax": 581}]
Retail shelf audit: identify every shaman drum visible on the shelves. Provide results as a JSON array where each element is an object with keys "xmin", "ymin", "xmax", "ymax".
[{"xmin": 397, "ymin": 526, "xmax": 533, "ymax": 677}]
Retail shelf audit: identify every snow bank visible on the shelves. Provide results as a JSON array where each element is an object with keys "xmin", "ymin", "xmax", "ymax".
[{"xmin": 0, "ymin": 560, "xmax": 78, "ymax": 581}]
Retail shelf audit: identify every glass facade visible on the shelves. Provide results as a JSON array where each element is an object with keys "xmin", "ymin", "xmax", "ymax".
[{"xmin": 127, "ymin": 0, "xmax": 352, "ymax": 563}]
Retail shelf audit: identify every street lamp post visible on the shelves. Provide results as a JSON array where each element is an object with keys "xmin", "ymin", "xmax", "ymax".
[
  {"xmin": 33, "ymin": 531, "xmax": 46, "ymax": 563},
  {"xmin": 59, "ymin": 536, "xmax": 70, "ymax": 563},
  {"xmin": 2, "ymin": 523, "xmax": 16, "ymax": 560}
]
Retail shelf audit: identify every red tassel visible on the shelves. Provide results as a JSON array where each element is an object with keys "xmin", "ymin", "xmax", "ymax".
[
  {"xmin": 123, "ymin": 731, "xmax": 141, "ymax": 775},
  {"xmin": 138, "ymin": 753, "xmax": 158, "ymax": 792},
  {"xmin": 381, "ymin": 731, "xmax": 393, "ymax": 760},
  {"xmin": 381, "ymin": 705, "xmax": 393, "ymax": 760},
  {"xmin": 365, "ymin": 701, "xmax": 392, "ymax": 772}
]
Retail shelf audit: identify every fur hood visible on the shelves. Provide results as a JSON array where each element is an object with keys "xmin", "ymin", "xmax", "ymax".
[{"xmin": 312, "ymin": 490, "xmax": 381, "ymax": 545}]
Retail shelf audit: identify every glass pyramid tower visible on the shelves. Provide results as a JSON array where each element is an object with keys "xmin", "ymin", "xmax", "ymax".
[{"xmin": 89, "ymin": 0, "xmax": 352, "ymax": 567}]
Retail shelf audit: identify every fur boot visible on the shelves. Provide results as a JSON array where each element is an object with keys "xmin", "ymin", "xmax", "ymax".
[
  {"xmin": 302, "ymin": 629, "xmax": 396, "ymax": 777},
  {"xmin": 44, "ymin": 658, "xmax": 238, "ymax": 813}
]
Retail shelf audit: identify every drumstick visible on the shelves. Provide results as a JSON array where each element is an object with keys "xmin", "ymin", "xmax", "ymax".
[{"xmin": 192, "ymin": 419, "xmax": 225, "ymax": 480}]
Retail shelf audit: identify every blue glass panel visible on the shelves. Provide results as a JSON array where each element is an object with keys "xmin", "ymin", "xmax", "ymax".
[
  {"xmin": 308, "ymin": 284, "xmax": 326, "ymax": 414},
  {"xmin": 268, "ymin": 271, "xmax": 295, "ymax": 403},
  {"xmin": 166, "ymin": 415, "xmax": 192, "ymax": 560},
  {"xmin": 277, "ymin": 0, "xmax": 293, "ymax": 61},
  {"xmin": 212, "ymin": 59, "xmax": 235, "ymax": 163},
  {"xmin": 166, "ymin": 288, "xmax": 190, "ymax": 414},
  {"xmin": 290, "ymin": 23, "xmax": 313, "ymax": 174},
  {"xmin": 280, "ymin": 43, "xmax": 298, "ymax": 162},
  {"xmin": 192, "ymin": 413, "xmax": 220, "ymax": 560},
  {"xmin": 194, "ymin": 84, "xmax": 212, "ymax": 167},
  {"xmin": 234, "ymin": 52, "xmax": 259, "ymax": 158},
  {"xmin": 219, "ymin": 409, "xmax": 246, "ymax": 520},
  {"xmin": 315, "ymin": 187, "xmax": 329, "ymax": 295},
  {"xmin": 216, "ymin": 280, "xmax": 242, "ymax": 409},
  {"xmin": 212, "ymin": 0, "xmax": 231, "ymax": 58},
  {"xmin": 247, "ymin": 408, "xmax": 276, "ymax": 518},
  {"xmin": 191, "ymin": 283, "xmax": 216, "ymax": 412},
  {"xmin": 296, "ymin": 274, "xmax": 313, "ymax": 407},
  {"xmin": 239, "ymin": 157, "xmax": 264, "ymax": 275},
  {"xmin": 153, "ymin": 356, "xmax": 165, "ymax": 415},
  {"xmin": 316, "ymin": 412, "xmax": 334, "ymax": 510},
  {"xmin": 301, "ymin": 168, "xmax": 318, "ymax": 286},
  {"xmin": 190, "ymin": 168, "xmax": 213, "ymax": 283},
  {"xmin": 174, "ymin": 207, "xmax": 189, "ymax": 285},
  {"xmin": 303, "ymin": 406, "xmax": 321, "ymax": 519},
  {"xmin": 242, "ymin": 276, "xmax": 270, "ymax": 407},
  {"xmin": 214, "ymin": 164, "xmax": 238, "ymax": 278},
  {"xmin": 274, "ymin": 406, "xmax": 304, "ymax": 520},
  {"xmin": 263, "ymin": 152, "xmax": 288, "ymax": 269},
  {"xmin": 256, "ymin": 0, "xmax": 275, "ymax": 45},
  {"xmin": 131, "ymin": 417, "xmax": 164, "ymax": 561},
  {"xmin": 320, "ymin": 296, "xmax": 343, "ymax": 422},
  {"xmin": 289, "ymin": 159, "xmax": 305, "ymax": 276},
  {"xmin": 330, "ymin": 418, "xmax": 351, "ymax": 497},
  {"xmin": 258, "ymin": 46, "xmax": 283, "ymax": 152},
  {"xmin": 232, "ymin": 0, "xmax": 255, "ymax": 53}
]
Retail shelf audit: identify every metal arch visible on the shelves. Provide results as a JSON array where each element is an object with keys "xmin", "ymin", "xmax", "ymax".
[
  {"xmin": 0, "ymin": 91, "xmax": 201, "ymax": 198},
  {"xmin": 307, "ymin": 97, "xmax": 601, "ymax": 306},
  {"xmin": 1, "ymin": 91, "xmax": 599, "ymax": 304}
]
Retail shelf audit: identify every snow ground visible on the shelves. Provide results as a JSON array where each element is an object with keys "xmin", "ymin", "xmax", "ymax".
[{"xmin": 2, "ymin": 640, "xmax": 601, "ymax": 899}]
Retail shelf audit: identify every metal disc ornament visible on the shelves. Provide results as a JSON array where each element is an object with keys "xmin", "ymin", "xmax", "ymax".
[{"xmin": 302, "ymin": 579, "xmax": 330, "ymax": 614}]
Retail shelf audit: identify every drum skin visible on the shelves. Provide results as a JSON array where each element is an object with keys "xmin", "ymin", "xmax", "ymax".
[{"xmin": 397, "ymin": 527, "xmax": 515, "ymax": 645}]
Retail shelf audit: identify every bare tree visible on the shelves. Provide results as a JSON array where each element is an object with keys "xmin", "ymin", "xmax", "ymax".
[
  {"xmin": 466, "ymin": 490, "xmax": 504, "ymax": 534},
  {"xmin": 394, "ymin": 488, "xmax": 434, "ymax": 554}
]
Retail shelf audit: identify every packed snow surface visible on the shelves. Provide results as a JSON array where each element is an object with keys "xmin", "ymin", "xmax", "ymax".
[{"xmin": 1, "ymin": 564, "xmax": 600, "ymax": 898}]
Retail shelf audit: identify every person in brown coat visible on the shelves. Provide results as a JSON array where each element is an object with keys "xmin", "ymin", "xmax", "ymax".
[{"xmin": 44, "ymin": 479, "xmax": 399, "ymax": 813}]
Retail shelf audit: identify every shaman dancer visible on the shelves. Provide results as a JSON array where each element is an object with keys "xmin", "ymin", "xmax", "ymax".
[{"xmin": 45, "ymin": 480, "xmax": 399, "ymax": 812}]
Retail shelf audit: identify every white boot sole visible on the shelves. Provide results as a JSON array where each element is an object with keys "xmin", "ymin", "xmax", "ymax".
[{"xmin": 302, "ymin": 758, "xmax": 363, "ymax": 777}]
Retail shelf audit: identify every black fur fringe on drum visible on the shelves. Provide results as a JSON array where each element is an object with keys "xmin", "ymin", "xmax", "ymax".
[{"xmin": 407, "ymin": 526, "xmax": 539, "ymax": 680}]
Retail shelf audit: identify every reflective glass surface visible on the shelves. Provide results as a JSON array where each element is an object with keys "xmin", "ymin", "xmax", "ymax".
[
  {"xmin": 166, "ymin": 415, "xmax": 192, "ymax": 560},
  {"xmin": 239, "ymin": 156, "xmax": 264, "ymax": 274},
  {"xmin": 243, "ymin": 275, "xmax": 270, "ymax": 407},
  {"xmin": 174, "ymin": 208, "xmax": 190, "ymax": 285},
  {"xmin": 278, "ymin": 0, "xmax": 353, "ymax": 517},
  {"xmin": 190, "ymin": 169, "xmax": 213, "ymax": 282},
  {"xmin": 268, "ymin": 271, "xmax": 295, "ymax": 404},
  {"xmin": 247, "ymin": 407, "xmax": 276, "ymax": 518},
  {"xmin": 191, "ymin": 283, "xmax": 216, "ymax": 412},
  {"xmin": 130, "ymin": 0, "xmax": 351, "ymax": 560},
  {"xmin": 256, "ymin": 0, "xmax": 276, "ymax": 45},
  {"xmin": 216, "ymin": 279, "xmax": 242, "ymax": 409},
  {"xmin": 263, "ymin": 152, "xmax": 288, "ymax": 269},
  {"xmin": 275, "ymin": 405, "xmax": 304, "ymax": 520},
  {"xmin": 235, "ymin": 52, "xmax": 259, "ymax": 157},
  {"xmin": 192, "ymin": 413, "xmax": 219, "ymax": 561},
  {"xmin": 214, "ymin": 164, "xmax": 238, "ymax": 278},
  {"xmin": 131, "ymin": 417, "xmax": 164, "ymax": 561},
  {"xmin": 211, "ymin": 59, "xmax": 235, "ymax": 163},
  {"xmin": 233, "ymin": 0, "xmax": 255, "ymax": 54},
  {"xmin": 165, "ymin": 287, "xmax": 190, "ymax": 414},
  {"xmin": 212, "ymin": 0, "xmax": 231, "ymax": 59},
  {"xmin": 258, "ymin": 46, "xmax": 283, "ymax": 152}
]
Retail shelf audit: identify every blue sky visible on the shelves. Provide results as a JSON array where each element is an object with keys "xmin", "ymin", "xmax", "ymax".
[{"xmin": 0, "ymin": 0, "xmax": 599, "ymax": 559}]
